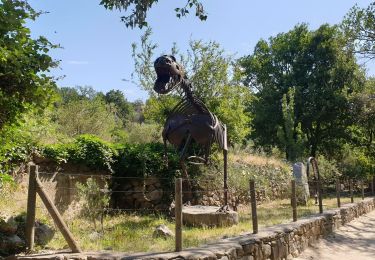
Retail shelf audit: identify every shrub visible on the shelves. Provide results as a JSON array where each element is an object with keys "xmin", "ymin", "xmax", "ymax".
[
  {"xmin": 41, "ymin": 134, "xmax": 117, "ymax": 172},
  {"xmin": 313, "ymin": 156, "xmax": 340, "ymax": 182},
  {"xmin": 76, "ymin": 178, "xmax": 110, "ymax": 231},
  {"xmin": 196, "ymin": 152, "xmax": 292, "ymax": 207},
  {"xmin": 125, "ymin": 123, "xmax": 162, "ymax": 144}
]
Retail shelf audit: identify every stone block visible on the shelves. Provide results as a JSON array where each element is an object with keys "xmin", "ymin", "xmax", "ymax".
[
  {"xmin": 182, "ymin": 205, "xmax": 238, "ymax": 227},
  {"xmin": 262, "ymin": 244, "xmax": 271, "ymax": 258},
  {"xmin": 0, "ymin": 214, "xmax": 18, "ymax": 235}
]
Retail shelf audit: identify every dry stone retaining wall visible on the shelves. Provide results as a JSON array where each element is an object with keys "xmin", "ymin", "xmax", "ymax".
[
  {"xmin": 13, "ymin": 197, "xmax": 375, "ymax": 260},
  {"xmin": 33, "ymin": 158, "xmax": 108, "ymax": 214}
]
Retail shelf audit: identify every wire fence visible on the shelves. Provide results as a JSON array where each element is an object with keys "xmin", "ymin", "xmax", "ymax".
[{"xmin": 23, "ymin": 164, "xmax": 375, "ymax": 254}]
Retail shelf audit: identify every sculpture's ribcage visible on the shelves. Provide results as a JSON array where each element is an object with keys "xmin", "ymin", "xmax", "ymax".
[{"xmin": 164, "ymin": 97, "xmax": 226, "ymax": 150}]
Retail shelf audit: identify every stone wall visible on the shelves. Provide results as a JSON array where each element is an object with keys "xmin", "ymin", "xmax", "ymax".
[
  {"xmin": 33, "ymin": 158, "xmax": 171, "ymax": 212},
  {"xmin": 32, "ymin": 158, "xmax": 109, "ymax": 214},
  {"xmin": 111, "ymin": 178, "xmax": 168, "ymax": 211},
  {"xmin": 122, "ymin": 197, "xmax": 375, "ymax": 260}
]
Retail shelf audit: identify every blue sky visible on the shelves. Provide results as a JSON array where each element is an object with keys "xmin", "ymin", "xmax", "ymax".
[{"xmin": 28, "ymin": 0, "xmax": 374, "ymax": 101}]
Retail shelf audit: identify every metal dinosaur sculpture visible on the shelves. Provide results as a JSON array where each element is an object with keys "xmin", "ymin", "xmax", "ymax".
[{"xmin": 153, "ymin": 55, "xmax": 229, "ymax": 205}]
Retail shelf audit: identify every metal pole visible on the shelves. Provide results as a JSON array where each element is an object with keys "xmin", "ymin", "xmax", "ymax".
[
  {"xmin": 317, "ymin": 177, "xmax": 323, "ymax": 214},
  {"xmin": 350, "ymin": 179, "xmax": 354, "ymax": 203},
  {"xmin": 26, "ymin": 164, "xmax": 37, "ymax": 251},
  {"xmin": 175, "ymin": 178, "xmax": 183, "ymax": 252},
  {"xmin": 291, "ymin": 180, "xmax": 297, "ymax": 222},
  {"xmin": 223, "ymin": 149, "xmax": 228, "ymax": 206},
  {"xmin": 361, "ymin": 180, "xmax": 365, "ymax": 200},
  {"xmin": 308, "ymin": 157, "xmax": 323, "ymax": 213},
  {"xmin": 336, "ymin": 179, "xmax": 341, "ymax": 208},
  {"xmin": 249, "ymin": 180, "xmax": 258, "ymax": 234},
  {"xmin": 223, "ymin": 125, "xmax": 228, "ymax": 206}
]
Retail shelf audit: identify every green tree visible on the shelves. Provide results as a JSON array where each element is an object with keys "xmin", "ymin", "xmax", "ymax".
[
  {"xmin": 239, "ymin": 24, "xmax": 365, "ymax": 157},
  {"xmin": 349, "ymin": 77, "xmax": 375, "ymax": 171},
  {"xmin": 0, "ymin": 0, "xmax": 57, "ymax": 130},
  {"xmin": 276, "ymin": 87, "xmax": 306, "ymax": 161},
  {"xmin": 100, "ymin": 0, "xmax": 207, "ymax": 29},
  {"xmin": 342, "ymin": 1, "xmax": 375, "ymax": 59},
  {"xmin": 104, "ymin": 89, "xmax": 135, "ymax": 125},
  {"xmin": 58, "ymin": 87, "xmax": 81, "ymax": 104},
  {"xmin": 56, "ymin": 98, "xmax": 118, "ymax": 141},
  {"xmin": 57, "ymin": 86, "xmax": 99, "ymax": 104}
]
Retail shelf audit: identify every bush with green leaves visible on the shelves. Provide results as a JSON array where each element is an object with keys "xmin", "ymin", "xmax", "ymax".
[
  {"xmin": 112, "ymin": 142, "xmax": 179, "ymax": 178},
  {"xmin": 0, "ymin": 122, "xmax": 34, "ymax": 182},
  {"xmin": 196, "ymin": 153, "xmax": 291, "ymax": 208},
  {"xmin": 41, "ymin": 135, "xmax": 117, "ymax": 172},
  {"xmin": 76, "ymin": 178, "xmax": 110, "ymax": 230},
  {"xmin": 312, "ymin": 156, "xmax": 340, "ymax": 182}
]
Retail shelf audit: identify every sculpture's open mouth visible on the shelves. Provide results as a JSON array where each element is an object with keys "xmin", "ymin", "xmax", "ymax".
[
  {"xmin": 154, "ymin": 55, "xmax": 183, "ymax": 94},
  {"xmin": 155, "ymin": 67, "xmax": 172, "ymax": 84}
]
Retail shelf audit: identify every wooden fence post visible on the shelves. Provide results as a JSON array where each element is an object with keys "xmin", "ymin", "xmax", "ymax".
[
  {"xmin": 35, "ymin": 177, "xmax": 82, "ymax": 253},
  {"xmin": 350, "ymin": 179, "xmax": 354, "ymax": 203},
  {"xmin": 291, "ymin": 180, "xmax": 297, "ymax": 222},
  {"xmin": 175, "ymin": 178, "xmax": 183, "ymax": 252},
  {"xmin": 336, "ymin": 179, "xmax": 341, "ymax": 208},
  {"xmin": 26, "ymin": 164, "xmax": 37, "ymax": 251},
  {"xmin": 371, "ymin": 176, "xmax": 374, "ymax": 196},
  {"xmin": 249, "ymin": 180, "xmax": 258, "ymax": 234}
]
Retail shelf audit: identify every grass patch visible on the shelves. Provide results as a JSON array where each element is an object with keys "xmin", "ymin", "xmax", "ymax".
[
  {"xmin": 44, "ymin": 197, "xmax": 362, "ymax": 253},
  {"xmin": 0, "ymin": 184, "xmax": 366, "ymax": 254}
]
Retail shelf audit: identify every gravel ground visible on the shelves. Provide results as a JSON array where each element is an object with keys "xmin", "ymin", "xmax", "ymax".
[{"xmin": 295, "ymin": 210, "xmax": 375, "ymax": 260}]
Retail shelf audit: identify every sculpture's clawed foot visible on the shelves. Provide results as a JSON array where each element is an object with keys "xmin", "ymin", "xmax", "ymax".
[
  {"xmin": 217, "ymin": 204, "xmax": 230, "ymax": 212},
  {"xmin": 163, "ymin": 155, "xmax": 169, "ymax": 167}
]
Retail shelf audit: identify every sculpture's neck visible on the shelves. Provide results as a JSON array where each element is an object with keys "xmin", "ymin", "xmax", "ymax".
[
  {"xmin": 180, "ymin": 78, "xmax": 207, "ymax": 114},
  {"xmin": 181, "ymin": 78, "xmax": 194, "ymax": 101}
]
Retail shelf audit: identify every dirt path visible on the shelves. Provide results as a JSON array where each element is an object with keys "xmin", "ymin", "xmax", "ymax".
[{"xmin": 295, "ymin": 210, "xmax": 375, "ymax": 260}]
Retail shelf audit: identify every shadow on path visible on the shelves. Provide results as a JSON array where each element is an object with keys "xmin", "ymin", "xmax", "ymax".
[{"xmin": 295, "ymin": 210, "xmax": 375, "ymax": 260}]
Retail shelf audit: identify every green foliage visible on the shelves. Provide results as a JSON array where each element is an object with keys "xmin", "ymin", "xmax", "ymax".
[
  {"xmin": 239, "ymin": 23, "xmax": 365, "ymax": 157},
  {"xmin": 42, "ymin": 135, "xmax": 117, "ymax": 172},
  {"xmin": 125, "ymin": 123, "xmax": 162, "ymax": 144},
  {"xmin": 314, "ymin": 156, "xmax": 340, "ymax": 182},
  {"xmin": 213, "ymin": 85, "xmax": 252, "ymax": 144},
  {"xmin": 337, "ymin": 144, "xmax": 373, "ymax": 178},
  {"xmin": 0, "ymin": 0, "xmax": 57, "ymax": 130},
  {"xmin": 0, "ymin": 113, "xmax": 41, "ymax": 177},
  {"xmin": 143, "ymin": 95, "xmax": 179, "ymax": 123},
  {"xmin": 100, "ymin": 0, "xmax": 207, "ymax": 29},
  {"xmin": 112, "ymin": 142, "xmax": 180, "ymax": 178},
  {"xmin": 350, "ymin": 78, "xmax": 375, "ymax": 160},
  {"xmin": 277, "ymin": 88, "xmax": 306, "ymax": 162},
  {"xmin": 111, "ymin": 142, "xmax": 184, "ymax": 204},
  {"xmin": 54, "ymin": 86, "xmax": 139, "ymax": 142},
  {"xmin": 0, "ymin": 172, "xmax": 14, "ymax": 189},
  {"xmin": 76, "ymin": 178, "xmax": 110, "ymax": 230},
  {"xmin": 104, "ymin": 89, "xmax": 135, "ymax": 126},
  {"xmin": 56, "ymin": 97, "xmax": 119, "ymax": 141},
  {"xmin": 342, "ymin": 1, "xmax": 375, "ymax": 59},
  {"xmin": 197, "ymin": 152, "xmax": 291, "ymax": 207}
]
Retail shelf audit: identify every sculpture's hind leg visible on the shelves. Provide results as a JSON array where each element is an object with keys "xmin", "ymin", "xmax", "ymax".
[
  {"xmin": 179, "ymin": 133, "xmax": 194, "ymax": 203},
  {"xmin": 163, "ymin": 136, "xmax": 168, "ymax": 167}
]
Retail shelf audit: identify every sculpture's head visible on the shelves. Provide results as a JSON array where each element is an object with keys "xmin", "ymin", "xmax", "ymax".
[{"xmin": 154, "ymin": 55, "xmax": 185, "ymax": 94}]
